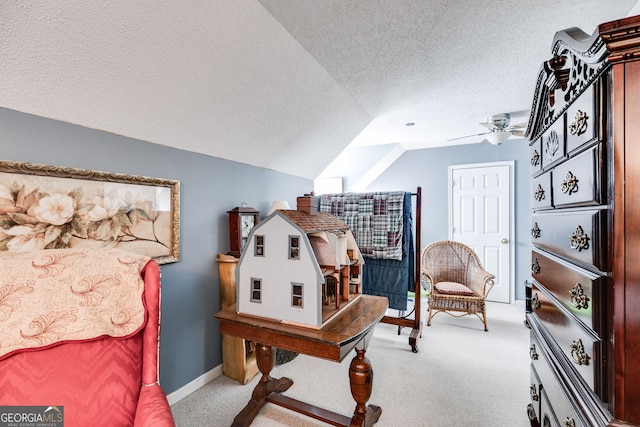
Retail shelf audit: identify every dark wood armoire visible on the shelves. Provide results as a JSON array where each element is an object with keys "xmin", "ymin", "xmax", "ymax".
[{"xmin": 525, "ymin": 14, "xmax": 640, "ymax": 427}]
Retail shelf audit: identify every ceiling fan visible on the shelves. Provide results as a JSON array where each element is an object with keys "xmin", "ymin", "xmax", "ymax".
[{"xmin": 449, "ymin": 113, "xmax": 526, "ymax": 145}]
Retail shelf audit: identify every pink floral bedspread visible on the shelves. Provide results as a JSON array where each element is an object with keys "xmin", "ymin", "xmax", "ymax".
[{"xmin": 0, "ymin": 247, "xmax": 151, "ymax": 360}]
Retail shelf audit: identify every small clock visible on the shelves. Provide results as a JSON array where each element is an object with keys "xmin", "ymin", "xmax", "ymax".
[{"xmin": 227, "ymin": 204, "xmax": 260, "ymax": 258}]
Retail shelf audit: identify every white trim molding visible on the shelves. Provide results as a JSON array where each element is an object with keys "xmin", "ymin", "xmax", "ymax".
[{"xmin": 167, "ymin": 364, "xmax": 223, "ymax": 406}]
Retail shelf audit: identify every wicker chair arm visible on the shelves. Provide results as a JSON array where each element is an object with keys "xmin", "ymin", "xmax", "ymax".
[
  {"xmin": 466, "ymin": 263, "xmax": 495, "ymax": 297},
  {"xmin": 421, "ymin": 271, "xmax": 434, "ymax": 292}
]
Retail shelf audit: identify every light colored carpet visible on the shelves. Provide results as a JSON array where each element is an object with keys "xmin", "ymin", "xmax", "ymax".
[{"xmin": 171, "ymin": 300, "xmax": 531, "ymax": 426}]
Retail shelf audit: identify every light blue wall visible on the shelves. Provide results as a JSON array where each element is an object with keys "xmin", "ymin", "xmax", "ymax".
[
  {"xmin": 0, "ymin": 107, "xmax": 312, "ymax": 394},
  {"xmin": 363, "ymin": 139, "xmax": 532, "ymax": 301},
  {"xmin": 322, "ymin": 144, "xmax": 401, "ymax": 191}
]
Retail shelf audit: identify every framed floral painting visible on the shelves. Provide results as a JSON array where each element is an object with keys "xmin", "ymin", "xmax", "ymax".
[{"xmin": 0, "ymin": 160, "xmax": 180, "ymax": 264}]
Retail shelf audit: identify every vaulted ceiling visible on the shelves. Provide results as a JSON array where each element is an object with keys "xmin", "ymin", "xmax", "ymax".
[{"xmin": 1, "ymin": 1, "xmax": 638, "ymax": 181}]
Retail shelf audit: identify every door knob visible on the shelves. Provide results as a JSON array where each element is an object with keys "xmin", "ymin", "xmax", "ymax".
[{"xmin": 501, "ymin": 238, "xmax": 509, "ymax": 244}]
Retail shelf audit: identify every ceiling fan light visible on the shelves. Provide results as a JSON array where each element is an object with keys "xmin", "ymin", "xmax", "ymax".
[{"xmin": 486, "ymin": 130, "xmax": 511, "ymax": 145}]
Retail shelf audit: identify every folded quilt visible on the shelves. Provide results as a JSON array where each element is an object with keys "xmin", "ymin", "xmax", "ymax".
[
  {"xmin": 0, "ymin": 247, "xmax": 150, "ymax": 360},
  {"xmin": 319, "ymin": 191, "xmax": 405, "ymax": 260}
]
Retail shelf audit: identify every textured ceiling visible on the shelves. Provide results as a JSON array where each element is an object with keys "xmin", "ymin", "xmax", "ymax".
[
  {"xmin": 260, "ymin": 0, "xmax": 638, "ymax": 149},
  {"xmin": 1, "ymin": 1, "xmax": 638, "ymax": 180}
]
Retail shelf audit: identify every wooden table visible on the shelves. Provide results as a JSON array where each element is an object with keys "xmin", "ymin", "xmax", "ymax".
[{"xmin": 215, "ymin": 295, "xmax": 388, "ymax": 427}]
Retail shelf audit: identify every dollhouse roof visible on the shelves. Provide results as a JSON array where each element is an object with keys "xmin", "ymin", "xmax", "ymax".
[{"xmin": 278, "ymin": 210, "xmax": 349, "ymax": 236}]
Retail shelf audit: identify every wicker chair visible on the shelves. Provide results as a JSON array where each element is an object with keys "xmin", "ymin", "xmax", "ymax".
[{"xmin": 421, "ymin": 240, "xmax": 495, "ymax": 331}]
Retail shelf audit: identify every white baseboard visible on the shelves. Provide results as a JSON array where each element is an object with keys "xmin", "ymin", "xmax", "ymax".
[{"xmin": 167, "ymin": 364, "xmax": 223, "ymax": 406}]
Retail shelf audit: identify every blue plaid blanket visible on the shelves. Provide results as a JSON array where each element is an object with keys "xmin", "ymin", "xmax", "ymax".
[{"xmin": 319, "ymin": 191, "xmax": 405, "ymax": 261}]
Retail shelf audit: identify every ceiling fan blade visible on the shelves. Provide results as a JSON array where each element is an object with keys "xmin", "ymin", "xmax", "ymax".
[
  {"xmin": 479, "ymin": 122, "xmax": 497, "ymax": 130},
  {"xmin": 511, "ymin": 122, "xmax": 528, "ymax": 128},
  {"xmin": 511, "ymin": 130, "xmax": 525, "ymax": 137},
  {"xmin": 447, "ymin": 131, "xmax": 489, "ymax": 142}
]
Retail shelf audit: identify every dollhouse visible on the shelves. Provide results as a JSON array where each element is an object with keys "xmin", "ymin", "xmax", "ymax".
[{"xmin": 236, "ymin": 195, "xmax": 364, "ymax": 328}]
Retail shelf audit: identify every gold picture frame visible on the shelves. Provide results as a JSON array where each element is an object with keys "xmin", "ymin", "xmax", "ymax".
[{"xmin": 0, "ymin": 159, "xmax": 180, "ymax": 264}]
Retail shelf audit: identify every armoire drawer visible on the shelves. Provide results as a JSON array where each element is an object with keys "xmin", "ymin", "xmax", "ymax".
[
  {"xmin": 552, "ymin": 145, "xmax": 601, "ymax": 208},
  {"xmin": 531, "ymin": 282, "xmax": 600, "ymax": 393},
  {"xmin": 532, "ymin": 171, "xmax": 553, "ymax": 210},
  {"xmin": 531, "ymin": 249, "xmax": 603, "ymax": 331},
  {"xmin": 531, "ymin": 209, "xmax": 606, "ymax": 272},
  {"xmin": 542, "ymin": 116, "xmax": 566, "ymax": 169},
  {"xmin": 534, "ymin": 354, "xmax": 586, "ymax": 427},
  {"xmin": 566, "ymin": 87, "xmax": 597, "ymax": 154}
]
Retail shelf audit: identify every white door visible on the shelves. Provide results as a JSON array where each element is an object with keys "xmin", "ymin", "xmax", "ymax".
[{"xmin": 449, "ymin": 162, "xmax": 513, "ymax": 303}]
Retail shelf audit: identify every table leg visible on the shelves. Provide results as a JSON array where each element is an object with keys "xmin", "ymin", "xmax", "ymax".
[
  {"xmin": 348, "ymin": 348, "xmax": 382, "ymax": 427},
  {"xmin": 232, "ymin": 343, "xmax": 293, "ymax": 427}
]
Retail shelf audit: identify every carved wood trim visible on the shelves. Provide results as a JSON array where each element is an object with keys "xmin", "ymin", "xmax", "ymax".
[
  {"xmin": 600, "ymin": 16, "xmax": 640, "ymax": 64},
  {"xmin": 525, "ymin": 27, "xmax": 608, "ymax": 142}
]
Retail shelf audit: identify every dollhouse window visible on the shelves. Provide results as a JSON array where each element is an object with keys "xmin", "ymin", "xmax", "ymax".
[
  {"xmin": 255, "ymin": 235, "xmax": 264, "ymax": 256},
  {"xmin": 251, "ymin": 278, "xmax": 262, "ymax": 303},
  {"xmin": 289, "ymin": 235, "xmax": 300, "ymax": 260},
  {"xmin": 291, "ymin": 283, "xmax": 303, "ymax": 307}
]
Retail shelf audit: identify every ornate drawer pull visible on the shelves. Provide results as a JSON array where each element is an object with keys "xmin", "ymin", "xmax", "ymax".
[
  {"xmin": 530, "ymin": 344, "xmax": 539, "ymax": 360},
  {"xmin": 534, "ymin": 184, "xmax": 546, "ymax": 202},
  {"xmin": 570, "ymin": 339, "xmax": 590, "ymax": 366},
  {"xmin": 532, "ymin": 258, "xmax": 541, "ymax": 275},
  {"xmin": 545, "ymin": 130, "xmax": 560, "ymax": 162},
  {"xmin": 564, "ymin": 417, "xmax": 577, "ymax": 427},
  {"xmin": 530, "ymin": 384, "xmax": 539, "ymax": 402},
  {"xmin": 561, "ymin": 171, "xmax": 579, "ymax": 195},
  {"xmin": 527, "ymin": 404, "xmax": 537, "ymax": 423},
  {"xmin": 532, "ymin": 293, "xmax": 541, "ymax": 310},
  {"xmin": 570, "ymin": 283, "xmax": 590, "ymax": 310},
  {"xmin": 569, "ymin": 225, "xmax": 590, "ymax": 251},
  {"xmin": 569, "ymin": 110, "xmax": 588, "ymax": 136},
  {"xmin": 531, "ymin": 222, "xmax": 541, "ymax": 239},
  {"xmin": 531, "ymin": 149, "xmax": 541, "ymax": 167}
]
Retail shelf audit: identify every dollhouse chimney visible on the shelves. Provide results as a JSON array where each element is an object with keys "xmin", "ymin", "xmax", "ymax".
[{"xmin": 297, "ymin": 193, "xmax": 318, "ymax": 216}]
